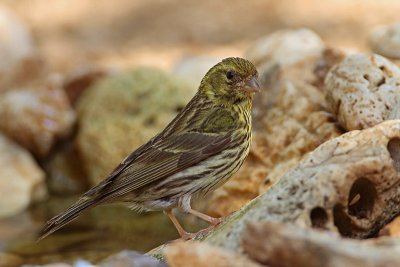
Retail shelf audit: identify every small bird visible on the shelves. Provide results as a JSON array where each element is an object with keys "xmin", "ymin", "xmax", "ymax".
[{"xmin": 39, "ymin": 57, "xmax": 259, "ymax": 241}]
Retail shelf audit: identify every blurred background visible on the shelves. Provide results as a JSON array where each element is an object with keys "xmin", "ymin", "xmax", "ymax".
[{"xmin": 0, "ymin": 0, "xmax": 399, "ymax": 266}]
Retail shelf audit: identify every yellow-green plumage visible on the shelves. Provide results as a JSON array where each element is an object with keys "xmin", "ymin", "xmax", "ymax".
[{"xmin": 39, "ymin": 57, "xmax": 259, "ymax": 240}]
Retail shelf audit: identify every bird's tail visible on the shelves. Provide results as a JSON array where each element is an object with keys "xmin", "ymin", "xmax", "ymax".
[{"xmin": 37, "ymin": 196, "xmax": 101, "ymax": 241}]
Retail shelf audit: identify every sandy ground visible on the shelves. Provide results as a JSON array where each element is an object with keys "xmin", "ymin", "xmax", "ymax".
[{"xmin": 1, "ymin": 0, "xmax": 400, "ymax": 72}]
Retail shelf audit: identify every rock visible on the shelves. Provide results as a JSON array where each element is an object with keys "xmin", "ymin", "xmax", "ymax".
[
  {"xmin": 203, "ymin": 120, "xmax": 400, "ymax": 252},
  {"xmin": 242, "ymin": 222, "xmax": 400, "ymax": 267},
  {"xmin": 325, "ymin": 53, "xmax": 400, "ymax": 130},
  {"xmin": 76, "ymin": 67, "xmax": 195, "ymax": 185},
  {"xmin": 63, "ymin": 65, "xmax": 109, "ymax": 105},
  {"xmin": 0, "ymin": 133, "xmax": 46, "ymax": 218},
  {"xmin": 173, "ymin": 55, "xmax": 220, "ymax": 86},
  {"xmin": 245, "ymin": 28, "xmax": 325, "ymax": 67},
  {"xmin": 99, "ymin": 250, "xmax": 166, "ymax": 267},
  {"xmin": 0, "ymin": 84, "xmax": 76, "ymax": 157},
  {"xmin": 164, "ymin": 241, "xmax": 262, "ymax": 267},
  {"xmin": 0, "ymin": 252, "xmax": 23, "ymax": 267},
  {"xmin": 208, "ymin": 80, "xmax": 342, "ymax": 216},
  {"xmin": 0, "ymin": 6, "xmax": 34, "ymax": 74},
  {"xmin": 369, "ymin": 23, "xmax": 400, "ymax": 59}
]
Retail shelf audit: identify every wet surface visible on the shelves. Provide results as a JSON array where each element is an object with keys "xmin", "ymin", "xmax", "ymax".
[{"xmin": 0, "ymin": 195, "xmax": 204, "ymax": 265}]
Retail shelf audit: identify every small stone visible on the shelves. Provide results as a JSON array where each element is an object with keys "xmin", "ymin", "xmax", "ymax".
[
  {"xmin": 164, "ymin": 241, "xmax": 262, "ymax": 267},
  {"xmin": 369, "ymin": 23, "xmax": 400, "ymax": 59},
  {"xmin": 76, "ymin": 67, "xmax": 195, "ymax": 185},
  {"xmin": 0, "ymin": 133, "xmax": 47, "ymax": 218},
  {"xmin": 325, "ymin": 53, "xmax": 400, "ymax": 130},
  {"xmin": 100, "ymin": 250, "xmax": 165, "ymax": 267},
  {"xmin": 0, "ymin": 85, "xmax": 75, "ymax": 157}
]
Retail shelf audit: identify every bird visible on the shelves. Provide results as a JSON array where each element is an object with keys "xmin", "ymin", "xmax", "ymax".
[{"xmin": 39, "ymin": 57, "xmax": 259, "ymax": 241}]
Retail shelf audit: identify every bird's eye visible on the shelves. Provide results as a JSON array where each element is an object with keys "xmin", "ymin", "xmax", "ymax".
[{"xmin": 226, "ymin": 71, "xmax": 235, "ymax": 80}]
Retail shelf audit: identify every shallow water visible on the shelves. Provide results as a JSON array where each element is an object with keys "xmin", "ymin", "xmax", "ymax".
[{"xmin": 0, "ymin": 195, "xmax": 204, "ymax": 265}]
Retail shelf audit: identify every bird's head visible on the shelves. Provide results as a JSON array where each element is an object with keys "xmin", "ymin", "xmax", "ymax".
[{"xmin": 199, "ymin": 57, "xmax": 259, "ymax": 104}]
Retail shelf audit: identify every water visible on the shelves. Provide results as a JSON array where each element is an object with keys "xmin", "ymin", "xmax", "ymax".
[{"xmin": 0, "ymin": 195, "xmax": 203, "ymax": 265}]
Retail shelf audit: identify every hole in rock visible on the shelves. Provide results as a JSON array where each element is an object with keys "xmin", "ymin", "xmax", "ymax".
[
  {"xmin": 348, "ymin": 178, "xmax": 376, "ymax": 219},
  {"xmin": 310, "ymin": 207, "xmax": 328, "ymax": 228},
  {"xmin": 333, "ymin": 204, "xmax": 354, "ymax": 237},
  {"xmin": 388, "ymin": 138, "xmax": 400, "ymax": 172}
]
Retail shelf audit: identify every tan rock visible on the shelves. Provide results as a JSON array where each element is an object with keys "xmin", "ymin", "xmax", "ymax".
[
  {"xmin": 325, "ymin": 53, "xmax": 400, "ymax": 131},
  {"xmin": 0, "ymin": 85, "xmax": 75, "ymax": 157},
  {"xmin": 100, "ymin": 250, "xmax": 165, "ymax": 267},
  {"xmin": 0, "ymin": 133, "xmax": 46, "ymax": 218},
  {"xmin": 164, "ymin": 241, "xmax": 262, "ymax": 267},
  {"xmin": 369, "ymin": 23, "xmax": 400, "ymax": 59},
  {"xmin": 208, "ymin": 80, "xmax": 342, "ymax": 216}
]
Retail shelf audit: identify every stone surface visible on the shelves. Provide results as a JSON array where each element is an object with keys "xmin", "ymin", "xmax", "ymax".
[
  {"xmin": 100, "ymin": 250, "xmax": 166, "ymax": 267},
  {"xmin": 208, "ymin": 80, "xmax": 342, "ymax": 216},
  {"xmin": 242, "ymin": 222, "xmax": 400, "ymax": 267},
  {"xmin": 164, "ymin": 241, "xmax": 261, "ymax": 267},
  {"xmin": 0, "ymin": 85, "xmax": 75, "ymax": 157},
  {"xmin": 325, "ymin": 53, "xmax": 400, "ymax": 131},
  {"xmin": 76, "ymin": 67, "xmax": 195, "ymax": 184},
  {"xmin": 369, "ymin": 23, "xmax": 400, "ymax": 59},
  {"xmin": 0, "ymin": 133, "xmax": 46, "ymax": 218},
  {"xmin": 204, "ymin": 120, "xmax": 400, "ymax": 251}
]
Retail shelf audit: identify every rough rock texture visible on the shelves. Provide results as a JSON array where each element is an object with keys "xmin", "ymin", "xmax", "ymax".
[
  {"xmin": 76, "ymin": 67, "xmax": 195, "ymax": 184},
  {"xmin": 242, "ymin": 222, "xmax": 400, "ymax": 267},
  {"xmin": 164, "ymin": 241, "xmax": 262, "ymax": 267},
  {"xmin": 203, "ymin": 120, "xmax": 400, "ymax": 252},
  {"xmin": 0, "ymin": 133, "xmax": 46, "ymax": 218},
  {"xmin": 0, "ymin": 85, "xmax": 75, "ymax": 157},
  {"xmin": 208, "ymin": 80, "xmax": 342, "ymax": 216},
  {"xmin": 369, "ymin": 23, "xmax": 400, "ymax": 59},
  {"xmin": 325, "ymin": 53, "xmax": 400, "ymax": 131}
]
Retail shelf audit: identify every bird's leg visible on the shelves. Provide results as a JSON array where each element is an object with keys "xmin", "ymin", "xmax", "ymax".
[
  {"xmin": 187, "ymin": 208, "xmax": 223, "ymax": 226},
  {"xmin": 164, "ymin": 210, "xmax": 194, "ymax": 240}
]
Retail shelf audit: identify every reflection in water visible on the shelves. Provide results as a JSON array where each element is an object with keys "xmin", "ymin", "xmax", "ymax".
[{"xmin": 0, "ymin": 196, "xmax": 204, "ymax": 265}]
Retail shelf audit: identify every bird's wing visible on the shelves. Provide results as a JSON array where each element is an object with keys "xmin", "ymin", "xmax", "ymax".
[{"xmin": 83, "ymin": 104, "xmax": 236, "ymax": 200}]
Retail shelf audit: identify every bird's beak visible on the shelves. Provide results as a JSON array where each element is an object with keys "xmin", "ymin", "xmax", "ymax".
[{"xmin": 242, "ymin": 77, "xmax": 260, "ymax": 93}]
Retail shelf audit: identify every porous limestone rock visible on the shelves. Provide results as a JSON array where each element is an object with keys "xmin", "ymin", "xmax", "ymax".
[
  {"xmin": 0, "ymin": 133, "xmax": 47, "ymax": 218},
  {"xmin": 76, "ymin": 68, "xmax": 195, "ymax": 184},
  {"xmin": 164, "ymin": 241, "xmax": 262, "ymax": 267},
  {"xmin": 208, "ymin": 80, "xmax": 342, "ymax": 216},
  {"xmin": 242, "ymin": 222, "xmax": 400, "ymax": 267},
  {"xmin": 325, "ymin": 53, "xmax": 400, "ymax": 131},
  {"xmin": 369, "ymin": 23, "xmax": 400, "ymax": 59},
  {"xmin": 204, "ymin": 120, "xmax": 400, "ymax": 252},
  {"xmin": 0, "ymin": 85, "xmax": 75, "ymax": 157}
]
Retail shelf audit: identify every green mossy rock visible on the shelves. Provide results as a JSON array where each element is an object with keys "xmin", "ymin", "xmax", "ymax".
[{"xmin": 76, "ymin": 67, "xmax": 196, "ymax": 185}]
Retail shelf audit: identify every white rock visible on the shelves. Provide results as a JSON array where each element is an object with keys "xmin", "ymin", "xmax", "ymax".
[
  {"xmin": 0, "ymin": 133, "xmax": 46, "ymax": 218},
  {"xmin": 0, "ymin": 5, "xmax": 34, "ymax": 73},
  {"xmin": 325, "ymin": 54, "xmax": 400, "ymax": 130},
  {"xmin": 369, "ymin": 23, "xmax": 400, "ymax": 59},
  {"xmin": 173, "ymin": 56, "xmax": 220, "ymax": 86},
  {"xmin": 245, "ymin": 28, "xmax": 325, "ymax": 67}
]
